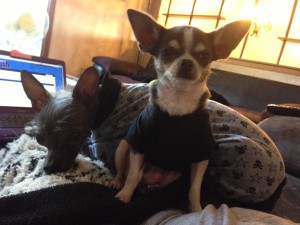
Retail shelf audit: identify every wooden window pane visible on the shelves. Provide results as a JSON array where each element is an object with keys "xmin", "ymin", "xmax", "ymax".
[
  {"xmin": 190, "ymin": 20, "xmax": 217, "ymax": 32},
  {"xmin": 279, "ymin": 3, "xmax": 300, "ymax": 68},
  {"xmin": 287, "ymin": 0, "xmax": 300, "ymax": 39},
  {"xmin": 242, "ymin": 0, "xmax": 295, "ymax": 64},
  {"xmin": 242, "ymin": 33, "xmax": 282, "ymax": 64},
  {"xmin": 194, "ymin": 0, "xmax": 222, "ymax": 15},
  {"xmin": 167, "ymin": 0, "xmax": 195, "ymax": 14},
  {"xmin": 218, "ymin": 0, "xmax": 255, "ymax": 58},
  {"xmin": 191, "ymin": 0, "xmax": 223, "ymax": 32},
  {"xmin": 280, "ymin": 43, "xmax": 300, "ymax": 68},
  {"xmin": 157, "ymin": 0, "xmax": 195, "ymax": 28},
  {"xmin": 221, "ymin": 0, "xmax": 255, "ymax": 23}
]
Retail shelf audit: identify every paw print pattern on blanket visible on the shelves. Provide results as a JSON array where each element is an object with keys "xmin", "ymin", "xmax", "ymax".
[{"xmin": 206, "ymin": 100, "xmax": 286, "ymax": 203}]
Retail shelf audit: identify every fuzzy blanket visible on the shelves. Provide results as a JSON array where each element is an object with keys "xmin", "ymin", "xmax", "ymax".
[
  {"xmin": 0, "ymin": 134, "xmax": 112, "ymax": 197},
  {"xmin": 0, "ymin": 135, "xmax": 299, "ymax": 225}
]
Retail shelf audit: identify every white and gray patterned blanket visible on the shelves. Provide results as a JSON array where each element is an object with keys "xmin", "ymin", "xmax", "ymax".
[{"xmin": 0, "ymin": 134, "xmax": 112, "ymax": 197}]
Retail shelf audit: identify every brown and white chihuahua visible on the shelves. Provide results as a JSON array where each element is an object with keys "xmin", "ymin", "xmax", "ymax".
[{"xmin": 114, "ymin": 9, "xmax": 251, "ymax": 212}]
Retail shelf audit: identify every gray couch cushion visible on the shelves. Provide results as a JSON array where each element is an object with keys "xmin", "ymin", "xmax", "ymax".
[
  {"xmin": 272, "ymin": 174, "xmax": 300, "ymax": 222},
  {"xmin": 258, "ymin": 116, "xmax": 300, "ymax": 178}
]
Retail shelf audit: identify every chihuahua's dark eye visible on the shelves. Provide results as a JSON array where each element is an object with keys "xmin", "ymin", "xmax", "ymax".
[
  {"xmin": 160, "ymin": 47, "xmax": 177, "ymax": 61},
  {"xmin": 69, "ymin": 131, "xmax": 81, "ymax": 142},
  {"xmin": 195, "ymin": 51, "xmax": 211, "ymax": 66},
  {"xmin": 198, "ymin": 51, "xmax": 211, "ymax": 61}
]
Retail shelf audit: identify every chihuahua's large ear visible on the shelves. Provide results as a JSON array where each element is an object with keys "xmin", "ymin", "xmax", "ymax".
[
  {"xmin": 73, "ymin": 67, "xmax": 99, "ymax": 106},
  {"xmin": 210, "ymin": 20, "xmax": 251, "ymax": 60},
  {"xmin": 127, "ymin": 9, "xmax": 164, "ymax": 53},
  {"xmin": 21, "ymin": 70, "xmax": 51, "ymax": 111}
]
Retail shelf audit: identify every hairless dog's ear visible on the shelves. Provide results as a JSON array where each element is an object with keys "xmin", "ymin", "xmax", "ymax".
[
  {"xmin": 210, "ymin": 20, "xmax": 251, "ymax": 60},
  {"xmin": 73, "ymin": 67, "xmax": 99, "ymax": 106},
  {"xmin": 21, "ymin": 70, "xmax": 51, "ymax": 111}
]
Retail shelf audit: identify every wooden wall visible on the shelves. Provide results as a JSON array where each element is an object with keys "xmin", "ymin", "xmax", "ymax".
[{"xmin": 48, "ymin": 0, "xmax": 155, "ymax": 76}]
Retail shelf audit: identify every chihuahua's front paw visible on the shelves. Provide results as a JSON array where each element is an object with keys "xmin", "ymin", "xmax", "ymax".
[
  {"xmin": 108, "ymin": 178, "xmax": 123, "ymax": 190},
  {"xmin": 115, "ymin": 189, "xmax": 132, "ymax": 203}
]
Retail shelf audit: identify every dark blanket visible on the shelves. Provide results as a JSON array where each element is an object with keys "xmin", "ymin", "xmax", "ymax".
[
  {"xmin": 0, "ymin": 135, "xmax": 189, "ymax": 225},
  {"xmin": 0, "ymin": 181, "xmax": 189, "ymax": 225}
]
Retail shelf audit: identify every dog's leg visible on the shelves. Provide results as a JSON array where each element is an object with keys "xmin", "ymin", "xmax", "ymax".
[
  {"xmin": 189, "ymin": 160, "xmax": 209, "ymax": 212},
  {"xmin": 109, "ymin": 140, "xmax": 130, "ymax": 189},
  {"xmin": 115, "ymin": 150, "xmax": 144, "ymax": 203}
]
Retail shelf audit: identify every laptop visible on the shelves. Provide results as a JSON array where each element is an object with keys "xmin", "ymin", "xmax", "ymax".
[{"xmin": 0, "ymin": 50, "xmax": 66, "ymax": 144}]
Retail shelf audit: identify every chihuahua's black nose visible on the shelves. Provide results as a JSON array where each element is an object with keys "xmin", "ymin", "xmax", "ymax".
[
  {"xmin": 178, "ymin": 59, "xmax": 195, "ymax": 79},
  {"xmin": 180, "ymin": 59, "xmax": 193, "ymax": 70}
]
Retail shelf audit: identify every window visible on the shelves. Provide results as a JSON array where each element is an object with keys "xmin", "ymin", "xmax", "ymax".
[{"xmin": 0, "ymin": 0, "xmax": 55, "ymax": 57}]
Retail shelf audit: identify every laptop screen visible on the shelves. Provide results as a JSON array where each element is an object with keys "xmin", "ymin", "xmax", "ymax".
[{"xmin": 0, "ymin": 51, "xmax": 65, "ymax": 108}]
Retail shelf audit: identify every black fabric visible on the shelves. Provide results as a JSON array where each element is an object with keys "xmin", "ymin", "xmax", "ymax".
[
  {"xmin": 0, "ymin": 156, "xmax": 284, "ymax": 225},
  {"xmin": 210, "ymin": 90, "xmax": 229, "ymax": 106},
  {"xmin": 0, "ymin": 178, "xmax": 190, "ymax": 225},
  {"xmin": 92, "ymin": 69, "xmax": 122, "ymax": 129},
  {"xmin": 128, "ymin": 71, "xmax": 156, "ymax": 83},
  {"xmin": 125, "ymin": 103, "xmax": 214, "ymax": 172}
]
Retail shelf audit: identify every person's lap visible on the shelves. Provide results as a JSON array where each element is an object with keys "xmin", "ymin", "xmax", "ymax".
[
  {"xmin": 83, "ymin": 83, "xmax": 286, "ymax": 207},
  {"xmin": 207, "ymin": 101, "xmax": 285, "ymax": 204}
]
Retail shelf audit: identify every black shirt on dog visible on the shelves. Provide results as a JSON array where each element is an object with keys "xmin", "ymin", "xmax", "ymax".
[{"xmin": 125, "ymin": 103, "xmax": 214, "ymax": 173}]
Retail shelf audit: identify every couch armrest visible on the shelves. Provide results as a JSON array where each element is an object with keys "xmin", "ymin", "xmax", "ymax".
[{"xmin": 92, "ymin": 56, "xmax": 146, "ymax": 76}]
